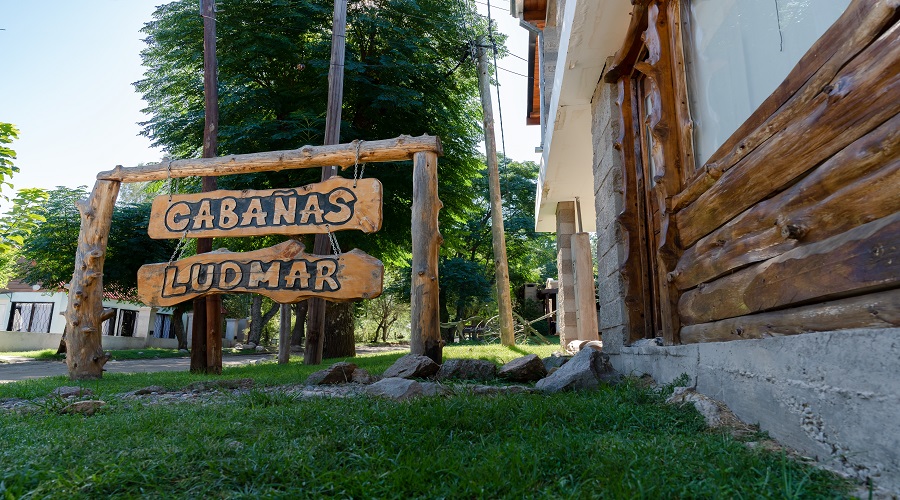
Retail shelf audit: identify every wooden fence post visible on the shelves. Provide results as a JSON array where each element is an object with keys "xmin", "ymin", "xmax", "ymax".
[
  {"xmin": 64, "ymin": 179, "xmax": 121, "ymax": 380},
  {"xmin": 410, "ymin": 151, "xmax": 442, "ymax": 363}
]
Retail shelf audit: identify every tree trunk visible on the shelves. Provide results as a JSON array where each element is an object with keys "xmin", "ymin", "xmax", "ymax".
[
  {"xmin": 249, "ymin": 295, "xmax": 280, "ymax": 345},
  {"xmin": 322, "ymin": 301, "xmax": 355, "ymax": 359},
  {"xmin": 172, "ymin": 302, "xmax": 190, "ymax": 350},
  {"xmin": 291, "ymin": 301, "xmax": 308, "ymax": 346},
  {"xmin": 64, "ymin": 179, "xmax": 120, "ymax": 380}
]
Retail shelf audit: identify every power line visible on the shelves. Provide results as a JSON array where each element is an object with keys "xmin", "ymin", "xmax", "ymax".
[{"xmin": 496, "ymin": 65, "xmax": 529, "ymax": 78}]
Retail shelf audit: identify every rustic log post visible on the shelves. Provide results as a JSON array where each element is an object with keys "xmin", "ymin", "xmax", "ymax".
[
  {"xmin": 190, "ymin": 300, "xmax": 207, "ymax": 372},
  {"xmin": 64, "ymin": 179, "xmax": 121, "ymax": 380},
  {"xmin": 205, "ymin": 294, "xmax": 222, "ymax": 374},
  {"xmin": 571, "ymin": 232, "xmax": 600, "ymax": 341},
  {"xmin": 410, "ymin": 151, "xmax": 442, "ymax": 363}
]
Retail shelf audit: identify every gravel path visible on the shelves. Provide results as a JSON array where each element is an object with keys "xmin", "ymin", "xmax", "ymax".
[{"xmin": 0, "ymin": 345, "xmax": 408, "ymax": 384}]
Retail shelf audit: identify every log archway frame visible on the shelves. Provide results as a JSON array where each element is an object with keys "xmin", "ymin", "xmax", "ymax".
[{"xmin": 64, "ymin": 135, "xmax": 444, "ymax": 379}]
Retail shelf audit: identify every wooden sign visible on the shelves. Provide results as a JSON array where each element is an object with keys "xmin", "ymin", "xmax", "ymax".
[
  {"xmin": 137, "ymin": 240, "xmax": 383, "ymax": 307},
  {"xmin": 148, "ymin": 177, "xmax": 382, "ymax": 239}
]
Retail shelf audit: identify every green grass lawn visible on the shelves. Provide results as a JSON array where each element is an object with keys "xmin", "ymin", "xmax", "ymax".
[{"xmin": 0, "ymin": 343, "xmax": 850, "ymax": 498}]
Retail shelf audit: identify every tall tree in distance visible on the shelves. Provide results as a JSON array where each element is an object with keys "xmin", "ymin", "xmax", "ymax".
[
  {"xmin": 135, "ymin": 0, "xmax": 488, "ymax": 356},
  {"xmin": 0, "ymin": 122, "xmax": 20, "ymax": 201},
  {"xmin": 17, "ymin": 186, "xmax": 178, "ymax": 300}
]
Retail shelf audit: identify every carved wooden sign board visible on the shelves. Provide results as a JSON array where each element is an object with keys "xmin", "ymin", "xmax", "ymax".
[
  {"xmin": 138, "ymin": 241, "xmax": 383, "ymax": 307},
  {"xmin": 148, "ymin": 177, "xmax": 382, "ymax": 239},
  {"xmin": 138, "ymin": 177, "xmax": 385, "ymax": 305}
]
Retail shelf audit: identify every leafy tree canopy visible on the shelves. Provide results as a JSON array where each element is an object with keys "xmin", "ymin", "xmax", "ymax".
[
  {"xmin": 135, "ymin": 0, "xmax": 492, "ymax": 265},
  {"xmin": 0, "ymin": 188, "xmax": 49, "ymax": 288},
  {"xmin": 16, "ymin": 186, "xmax": 177, "ymax": 301},
  {"xmin": 0, "ymin": 122, "xmax": 20, "ymax": 200}
]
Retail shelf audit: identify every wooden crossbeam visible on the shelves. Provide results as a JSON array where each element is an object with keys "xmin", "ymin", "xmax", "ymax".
[{"xmin": 97, "ymin": 135, "xmax": 443, "ymax": 183}]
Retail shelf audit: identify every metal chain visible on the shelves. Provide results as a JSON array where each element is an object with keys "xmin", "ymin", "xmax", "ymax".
[
  {"xmin": 166, "ymin": 159, "xmax": 173, "ymax": 201},
  {"xmin": 325, "ymin": 224, "xmax": 342, "ymax": 255},
  {"xmin": 353, "ymin": 139, "xmax": 366, "ymax": 188},
  {"xmin": 166, "ymin": 230, "xmax": 189, "ymax": 267}
]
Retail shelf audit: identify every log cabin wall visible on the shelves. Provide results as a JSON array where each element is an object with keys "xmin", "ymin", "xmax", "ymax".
[
  {"xmin": 600, "ymin": 0, "xmax": 899, "ymax": 346},
  {"xmin": 575, "ymin": 0, "xmax": 899, "ymax": 486}
]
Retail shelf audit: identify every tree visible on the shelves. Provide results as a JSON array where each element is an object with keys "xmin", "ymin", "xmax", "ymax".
[
  {"xmin": 135, "ymin": 0, "xmax": 488, "ymax": 357},
  {"xmin": 17, "ymin": 186, "xmax": 178, "ymax": 300},
  {"xmin": 0, "ymin": 122, "xmax": 21, "ymax": 201},
  {"xmin": 0, "ymin": 188, "xmax": 48, "ymax": 288},
  {"xmin": 436, "ymin": 157, "xmax": 556, "ymax": 341}
]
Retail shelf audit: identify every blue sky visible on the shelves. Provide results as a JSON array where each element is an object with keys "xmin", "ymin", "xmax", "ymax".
[{"xmin": 0, "ymin": 1, "xmax": 539, "ymax": 211}]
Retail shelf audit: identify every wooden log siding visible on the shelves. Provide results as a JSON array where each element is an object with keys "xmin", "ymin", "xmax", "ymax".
[
  {"xmin": 673, "ymin": 113, "xmax": 900, "ymax": 291},
  {"xmin": 678, "ymin": 212, "xmax": 900, "ymax": 326},
  {"xmin": 96, "ymin": 135, "xmax": 442, "ymax": 183},
  {"xmin": 680, "ymin": 289, "xmax": 900, "ymax": 344},
  {"xmin": 670, "ymin": 0, "xmax": 898, "ymax": 213},
  {"xmin": 676, "ymin": 16, "xmax": 900, "ymax": 248}
]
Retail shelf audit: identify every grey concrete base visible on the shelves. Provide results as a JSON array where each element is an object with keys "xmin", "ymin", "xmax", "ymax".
[{"xmin": 608, "ymin": 328, "xmax": 900, "ymax": 493}]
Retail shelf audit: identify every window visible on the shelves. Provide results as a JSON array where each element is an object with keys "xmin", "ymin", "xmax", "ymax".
[
  {"xmin": 682, "ymin": 0, "xmax": 850, "ymax": 166},
  {"xmin": 7, "ymin": 302, "xmax": 54, "ymax": 333},
  {"xmin": 118, "ymin": 310, "xmax": 137, "ymax": 337},
  {"xmin": 102, "ymin": 308, "xmax": 118, "ymax": 336},
  {"xmin": 153, "ymin": 313, "xmax": 174, "ymax": 339}
]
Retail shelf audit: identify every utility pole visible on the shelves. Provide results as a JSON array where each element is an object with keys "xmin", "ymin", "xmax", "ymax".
[
  {"xmin": 304, "ymin": 0, "xmax": 348, "ymax": 365},
  {"xmin": 476, "ymin": 42, "xmax": 515, "ymax": 346},
  {"xmin": 191, "ymin": 0, "xmax": 223, "ymax": 374}
]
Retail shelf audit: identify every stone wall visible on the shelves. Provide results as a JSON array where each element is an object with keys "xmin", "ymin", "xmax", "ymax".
[
  {"xmin": 555, "ymin": 202, "xmax": 577, "ymax": 346},
  {"xmin": 590, "ymin": 72, "xmax": 627, "ymax": 353}
]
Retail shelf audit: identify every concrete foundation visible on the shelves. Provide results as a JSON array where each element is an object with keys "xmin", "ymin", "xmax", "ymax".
[{"xmin": 608, "ymin": 328, "xmax": 900, "ymax": 493}]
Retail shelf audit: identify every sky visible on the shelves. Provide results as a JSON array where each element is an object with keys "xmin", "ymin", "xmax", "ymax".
[{"xmin": 0, "ymin": 0, "xmax": 541, "ymax": 213}]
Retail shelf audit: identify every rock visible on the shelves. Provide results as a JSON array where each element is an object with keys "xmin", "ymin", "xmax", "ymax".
[
  {"xmin": 498, "ymin": 354, "xmax": 547, "ymax": 382},
  {"xmin": 630, "ymin": 337, "xmax": 663, "ymax": 348},
  {"xmin": 382, "ymin": 354, "xmax": 440, "ymax": 379},
  {"xmin": 542, "ymin": 354, "xmax": 571, "ymax": 372},
  {"xmin": 178, "ymin": 349, "xmax": 189, "ymax": 354},
  {"xmin": 666, "ymin": 387, "xmax": 730, "ymax": 428},
  {"xmin": 60, "ymin": 400, "xmax": 106, "ymax": 416},
  {"xmin": 366, "ymin": 377, "xmax": 423, "ymax": 400},
  {"xmin": 420, "ymin": 382, "xmax": 452, "ymax": 397},
  {"xmin": 435, "ymin": 359, "xmax": 496, "ymax": 381},
  {"xmin": 51, "ymin": 386, "xmax": 93, "ymax": 398},
  {"xmin": 350, "ymin": 368, "xmax": 377, "ymax": 385},
  {"xmin": 469, "ymin": 384, "xmax": 535, "ymax": 395},
  {"xmin": 245, "ymin": 342, "xmax": 256, "ymax": 349},
  {"xmin": 535, "ymin": 347, "xmax": 619, "ymax": 393},
  {"xmin": 255, "ymin": 345, "xmax": 266, "ymax": 352},
  {"xmin": 186, "ymin": 378, "xmax": 254, "ymax": 391},
  {"xmin": 134, "ymin": 385, "xmax": 167, "ymax": 396},
  {"xmin": 306, "ymin": 362, "xmax": 358, "ymax": 385}
]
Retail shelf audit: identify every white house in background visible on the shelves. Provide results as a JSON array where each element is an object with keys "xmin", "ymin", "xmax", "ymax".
[
  {"xmin": 0, "ymin": 279, "xmax": 178, "ymax": 351},
  {"xmin": 1, "ymin": 279, "xmax": 249, "ymax": 352}
]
